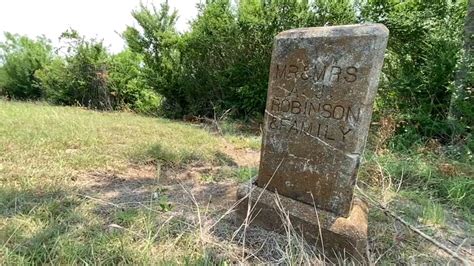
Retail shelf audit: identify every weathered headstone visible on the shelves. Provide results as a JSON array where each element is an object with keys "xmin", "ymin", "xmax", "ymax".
[{"xmin": 236, "ymin": 24, "xmax": 388, "ymax": 260}]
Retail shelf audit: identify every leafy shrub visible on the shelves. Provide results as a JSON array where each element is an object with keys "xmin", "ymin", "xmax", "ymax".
[
  {"xmin": 0, "ymin": 33, "xmax": 53, "ymax": 99},
  {"xmin": 58, "ymin": 30, "xmax": 112, "ymax": 109},
  {"xmin": 124, "ymin": 0, "xmax": 468, "ymax": 147},
  {"xmin": 109, "ymin": 50, "xmax": 161, "ymax": 114},
  {"xmin": 36, "ymin": 30, "xmax": 161, "ymax": 113},
  {"xmin": 362, "ymin": 0, "xmax": 469, "ymax": 144},
  {"xmin": 36, "ymin": 30, "xmax": 112, "ymax": 109},
  {"xmin": 123, "ymin": 3, "xmax": 181, "ymax": 117},
  {"xmin": 34, "ymin": 58, "xmax": 69, "ymax": 103}
]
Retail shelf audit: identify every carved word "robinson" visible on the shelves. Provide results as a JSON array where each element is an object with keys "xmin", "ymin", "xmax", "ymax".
[
  {"xmin": 270, "ymin": 97, "xmax": 361, "ymax": 123},
  {"xmin": 274, "ymin": 64, "xmax": 358, "ymax": 83}
]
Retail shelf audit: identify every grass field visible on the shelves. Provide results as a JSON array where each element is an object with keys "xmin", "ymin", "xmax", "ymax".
[{"xmin": 0, "ymin": 100, "xmax": 472, "ymax": 264}]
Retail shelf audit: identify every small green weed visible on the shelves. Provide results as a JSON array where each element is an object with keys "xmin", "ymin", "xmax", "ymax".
[
  {"xmin": 230, "ymin": 167, "xmax": 258, "ymax": 182},
  {"xmin": 152, "ymin": 187, "xmax": 172, "ymax": 212},
  {"xmin": 115, "ymin": 209, "xmax": 140, "ymax": 226}
]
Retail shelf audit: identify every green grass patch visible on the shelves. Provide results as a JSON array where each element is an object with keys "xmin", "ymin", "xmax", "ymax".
[
  {"xmin": 225, "ymin": 135, "xmax": 261, "ymax": 150},
  {"xmin": 199, "ymin": 166, "xmax": 257, "ymax": 183},
  {"xmin": 361, "ymin": 150, "xmax": 473, "ymax": 211},
  {"xmin": 0, "ymin": 101, "xmax": 240, "ymax": 264},
  {"xmin": 218, "ymin": 120, "xmax": 261, "ymax": 150},
  {"xmin": 0, "ymin": 101, "xmax": 224, "ymax": 177}
]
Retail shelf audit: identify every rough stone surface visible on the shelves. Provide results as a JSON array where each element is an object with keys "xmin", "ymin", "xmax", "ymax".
[
  {"xmin": 236, "ymin": 182, "xmax": 369, "ymax": 262},
  {"xmin": 256, "ymin": 24, "xmax": 388, "ymax": 217}
]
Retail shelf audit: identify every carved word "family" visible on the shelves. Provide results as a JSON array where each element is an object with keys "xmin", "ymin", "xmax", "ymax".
[{"xmin": 268, "ymin": 117, "xmax": 353, "ymax": 143}]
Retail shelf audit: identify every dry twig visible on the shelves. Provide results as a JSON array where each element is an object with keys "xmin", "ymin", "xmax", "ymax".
[{"xmin": 356, "ymin": 186, "xmax": 470, "ymax": 265}]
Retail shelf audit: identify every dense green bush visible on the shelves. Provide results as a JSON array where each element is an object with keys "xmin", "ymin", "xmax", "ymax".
[
  {"xmin": 34, "ymin": 58, "xmax": 68, "ymax": 104},
  {"xmin": 126, "ymin": 0, "xmax": 469, "ymax": 137},
  {"xmin": 109, "ymin": 50, "xmax": 161, "ymax": 114},
  {"xmin": 123, "ymin": 3, "xmax": 181, "ymax": 117},
  {"xmin": 0, "ymin": 33, "xmax": 53, "ymax": 99},
  {"xmin": 35, "ymin": 30, "xmax": 161, "ymax": 113},
  {"xmin": 57, "ymin": 30, "xmax": 112, "ymax": 109},
  {"xmin": 362, "ymin": 0, "xmax": 469, "ymax": 144},
  {"xmin": 34, "ymin": 30, "xmax": 112, "ymax": 109}
]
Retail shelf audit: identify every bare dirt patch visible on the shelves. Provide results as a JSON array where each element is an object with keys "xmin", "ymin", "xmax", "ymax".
[
  {"xmin": 74, "ymin": 141, "xmax": 260, "ymax": 213},
  {"xmin": 221, "ymin": 141, "xmax": 260, "ymax": 168},
  {"xmin": 73, "ymin": 164, "xmax": 159, "ymax": 217}
]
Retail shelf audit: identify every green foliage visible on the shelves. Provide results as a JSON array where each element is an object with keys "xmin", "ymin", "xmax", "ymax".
[
  {"xmin": 0, "ymin": 33, "xmax": 53, "ymax": 99},
  {"xmin": 452, "ymin": 53, "xmax": 474, "ymax": 135},
  {"xmin": 109, "ymin": 50, "xmax": 161, "ymax": 114},
  {"xmin": 362, "ymin": 0, "xmax": 469, "ymax": 144},
  {"xmin": 1, "ymin": 0, "xmax": 472, "ymax": 149},
  {"xmin": 35, "ymin": 30, "xmax": 161, "ymax": 113},
  {"xmin": 231, "ymin": 166, "xmax": 258, "ymax": 182},
  {"xmin": 180, "ymin": 0, "xmax": 246, "ymax": 116},
  {"xmin": 59, "ymin": 29, "xmax": 112, "ymax": 109},
  {"xmin": 364, "ymin": 150, "xmax": 474, "ymax": 211},
  {"xmin": 34, "ymin": 58, "xmax": 68, "ymax": 104},
  {"xmin": 153, "ymin": 187, "xmax": 172, "ymax": 212},
  {"xmin": 124, "ymin": 0, "xmax": 357, "ymax": 118},
  {"xmin": 35, "ymin": 29, "xmax": 111, "ymax": 109},
  {"xmin": 123, "ymin": 2, "xmax": 181, "ymax": 117}
]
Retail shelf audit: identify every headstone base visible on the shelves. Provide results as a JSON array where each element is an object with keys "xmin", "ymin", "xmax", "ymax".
[{"xmin": 235, "ymin": 181, "xmax": 368, "ymax": 263}]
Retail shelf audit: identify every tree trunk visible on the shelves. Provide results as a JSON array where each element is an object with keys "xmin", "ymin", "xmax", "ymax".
[{"xmin": 449, "ymin": 0, "xmax": 473, "ymax": 122}]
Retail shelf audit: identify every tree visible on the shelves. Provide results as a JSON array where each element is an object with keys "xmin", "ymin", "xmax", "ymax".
[
  {"xmin": 35, "ymin": 29, "xmax": 112, "ymax": 109},
  {"xmin": 109, "ymin": 49, "xmax": 161, "ymax": 114},
  {"xmin": 123, "ymin": 1, "xmax": 182, "ymax": 116},
  {"xmin": 0, "ymin": 33, "xmax": 52, "ymax": 99},
  {"xmin": 449, "ymin": 0, "xmax": 473, "ymax": 133},
  {"xmin": 130, "ymin": 0, "xmax": 358, "ymax": 118},
  {"xmin": 362, "ymin": 0, "xmax": 468, "ymax": 144}
]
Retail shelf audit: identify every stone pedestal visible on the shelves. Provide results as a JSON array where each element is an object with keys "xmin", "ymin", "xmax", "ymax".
[{"xmin": 235, "ymin": 181, "xmax": 368, "ymax": 262}]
